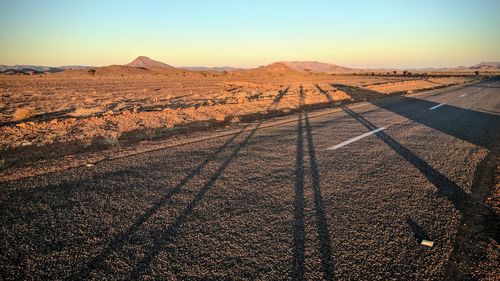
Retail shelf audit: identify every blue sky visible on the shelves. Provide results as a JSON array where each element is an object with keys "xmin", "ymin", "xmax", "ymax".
[{"xmin": 1, "ymin": 0, "xmax": 499, "ymax": 67}]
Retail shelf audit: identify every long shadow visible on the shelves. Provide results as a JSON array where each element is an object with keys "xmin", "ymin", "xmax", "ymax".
[
  {"xmin": 292, "ymin": 98, "xmax": 306, "ymax": 280},
  {"xmin": 0, "ymin": 108, "xmax": 74, "ymax": 126},
  {"xmin": 127, "ymin": 124, "xmax": 260, "ymax": 280},
  {"xmin": 342, "ymin": 106, "xmax": 470, "ymax": 210},
  {"xmin": 461, "ymin": 77, "xmax": 500, "ymax": 89},
  {"xmin": 369, "ymin": 95, "xmax": 500, "ymax": 149},
  {"xmin": 70, "ymin": 85, "xmax": 290, "ymax": 280},
  {"xmin": 314, "ymin": 84, "xmax": 335, "ymax": 104},
  {"xmin": 292, "ymin": 87, "xmax": 334, "ymax": 280},
  {"xmin": 406, "ymin": 218, "xmax": 431, "ymax": 244},
  {"xmin": 69, "ymin": 130, "xmax": 244, "ymax": 280},
  {"xmin": 341, "ymin": 107, "xmax": 499, "ymax": 231},
  {"xmin": 332, "ymin": 82, "xmax": 500, "ymax": 148},
  {"xmin": 304, "ymin": 110, "xmax": 334, "ymax": 280},
  {"xmin": 125, "ymin": 86, "xmax": 291, "ymax": 279},
  {"xmin": 342, "ymin": 106, "xmax": 500, "ymax": 276},
  {"xmin": 276, "ymin": 86, "xmax": 290, "ymax": 102},
  {"xmin": 331, "ymin": 83, "xmax": 387, "ymax": 100}
]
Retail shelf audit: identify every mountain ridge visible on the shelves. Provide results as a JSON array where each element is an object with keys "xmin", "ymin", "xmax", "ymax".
[
  {"xmin": 1, "ymin": 58, "xmax": 499, "ymax": 75},
  {"xmin": 277, "ymin": 61, "xmax": 353, "ymax": 73}
]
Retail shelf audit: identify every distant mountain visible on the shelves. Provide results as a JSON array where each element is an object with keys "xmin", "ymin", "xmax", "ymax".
[
  {"xmin": 278, "ymin": 61, "xmax": 353, "ymax": 73},
  {"xmin": 231, "ymin": 62, "xmax": 297, "ymax": 74},
  {"xmin": 181, "ymin": 66, "xmax": 242, "ymax": 72},
  {"xmin": 468, "ymin": 62, "xmax": 500, "ymax": 70},
  {"xmin": 256, "ymin": 62, "xmax": 297, "ymax": 73},
  {"xmin": 126, "ymin": 56, "xmax": 175, "ymax": 69}
]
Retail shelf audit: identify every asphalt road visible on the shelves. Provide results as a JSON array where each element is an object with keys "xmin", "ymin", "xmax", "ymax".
[{"xmin": 1, "ymin": 77, "xmax": 499, "ymax": 280}]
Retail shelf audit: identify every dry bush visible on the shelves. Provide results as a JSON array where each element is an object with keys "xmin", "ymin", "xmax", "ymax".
[
  {"xmin": 13, "ymin": 107, "xmax": 35, "ymax": 120},
  {"xmin": 69, "ymin": 107, "xmax": 103, "ymax": 117},
  {"xmin": 95, "ymin": 133, "xmax": 121, "ymax": 148},
  {"xmin": 101, "ymin": 135, "xmax": 120, "ymax": 148}
]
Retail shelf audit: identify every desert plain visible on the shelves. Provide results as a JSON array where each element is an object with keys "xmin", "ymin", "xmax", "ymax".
[{"xmin": 0, "ymin": 59, "xmax": 483, "ymax": 172}]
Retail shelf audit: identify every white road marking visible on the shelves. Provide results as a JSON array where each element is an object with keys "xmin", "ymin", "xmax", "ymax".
[
  {"xmin": 429, "ymin": 103, "xmax": 445, "ymax": 110},
  {"xmin": 459, "ymin": 94, "xmax": 468, "ymax": 98},
  {"xmin": 327, "ymin": 127, "xmax": 386, "ymax": 150}
]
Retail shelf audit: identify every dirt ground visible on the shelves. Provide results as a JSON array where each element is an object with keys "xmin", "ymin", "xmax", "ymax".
[{"xmin": 0, "ymin": 73, "xmax": 477, "ymax": 168}]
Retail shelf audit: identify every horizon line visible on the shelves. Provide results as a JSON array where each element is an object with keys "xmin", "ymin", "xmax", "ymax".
[{"xmin": 2, "ymin": 58, "xmax": 499, "ymax": 70}]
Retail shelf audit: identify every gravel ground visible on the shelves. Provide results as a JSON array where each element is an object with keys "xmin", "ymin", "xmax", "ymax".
[{"xmin": 0, "ymin": 78, "xmax": 499, "ymax": 280}]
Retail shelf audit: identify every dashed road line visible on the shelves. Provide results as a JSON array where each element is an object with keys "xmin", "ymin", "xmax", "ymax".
[
  {"xmin": 327, "ymin": 127, "xmax": 386, "ymax": 151},
  {"xmin": 429, "ymin": 103, "xmax": 445, "ymax": 110}
]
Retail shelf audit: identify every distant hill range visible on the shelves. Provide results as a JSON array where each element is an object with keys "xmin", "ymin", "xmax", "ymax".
[
  {"xmin": 0, "ymin": 65, "xmax": 92, "ymax": 75},
  {"xmin": 54, "ymin": 56, "xmax": 198, "ymax": 77},
  {"xmin": 278, "ymin": 61, "xmax": 353, "ymax": 73},
  {"xmin": 463, "ymin": 61, "xmax": 500, "ymax": 70},
  {"xmin": 1, "ymin": 57, "xmax": 499, "ymax": 75},
  {"xmin": 232, "ymin": 62, "xmax": 297, "ymax": 74},
  {"xmin": 255, "ymin": 62, "xmax": 297, "ymax": 73},
  {"xmin": 181, "ymin": 66, "xmax": 242, "ymax": 72}
]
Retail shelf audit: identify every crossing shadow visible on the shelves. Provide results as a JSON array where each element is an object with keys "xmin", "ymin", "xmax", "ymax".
[
  {"xmin": 341, "ymin": 106, "xmax": 498, "ymax": 241},
  {"xmin": 69, "ymin": 86, "xmax": 291, "ymax": 280},
  {"xmin": 341, "ymin": 106, "xmax": 471, "ymax": 212},
  {"xmin": 331, "ymin": 81, "xmax": 500, "ymax": 148},
  {"xmin": 369, "ymin": 95, "xmax": 500, "ymax": 149},
  {"xmin": 331, "ymin": 83, "xmax": 387, "ymax": 100},
  {"xmin": 341, "ymin": 104, "xmax": 499, "ymax": 278}
]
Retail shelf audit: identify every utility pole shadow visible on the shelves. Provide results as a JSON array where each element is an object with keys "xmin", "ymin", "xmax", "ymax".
[
  {"xmin": 70, "ymin": 85, "xmax": 291, "ymax": 280},
  {"xmin": 292, "ymin": 86, "xmax": 334, "ymax": 280}
]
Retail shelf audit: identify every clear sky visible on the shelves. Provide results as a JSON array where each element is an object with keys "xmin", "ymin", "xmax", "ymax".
[{"xmin": 1, "ymin": 0, "xmax": 499, "ymax": 68}]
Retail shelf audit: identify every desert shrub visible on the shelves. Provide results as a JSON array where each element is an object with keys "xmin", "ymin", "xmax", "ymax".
[
  {"xmin": 13, "ymin": 107, "xmax": 35, "ymax": 120},
  {"xmin": 101, "ymin": 135, "xmax": 120, "ymax": 148}
]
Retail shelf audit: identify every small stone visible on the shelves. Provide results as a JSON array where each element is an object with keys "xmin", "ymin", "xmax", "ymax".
[
  {"xmin": 85, "ymin": 164, "xmax": 95, "ymax": 167},
  {"xmin": 421, "ymin": 240, "xmax": 434, "ymax": 247}
]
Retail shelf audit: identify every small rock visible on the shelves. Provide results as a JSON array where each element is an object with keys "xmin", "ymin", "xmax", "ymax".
[
  {"xmin": 421, "ymin": 240, "xmax": 434, "ymax": 247},
  {"xmin": 85, "ymin": 164, "xmax": 95, "ymax": 167},
  {"xmin": 21, "ymin": 142, "xmax": 32, "ymax": 146}
]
